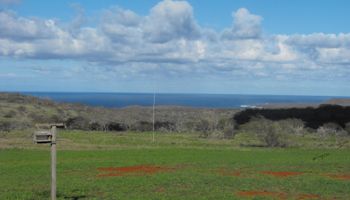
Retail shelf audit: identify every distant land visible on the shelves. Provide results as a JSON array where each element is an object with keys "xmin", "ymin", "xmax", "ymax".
[{"xmin": 324, "ymin": 98, "xmax": 350, "ymax": 106}]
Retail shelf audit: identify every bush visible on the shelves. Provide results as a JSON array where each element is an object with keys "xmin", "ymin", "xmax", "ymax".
[
  {"xmin": 184, "ymin": 121, "xmax": 197, "ymax": 132},
  {"xmin": 276, "ymin": 118, "xmax": 305, "ymax": 135},
  {"xmin": 0, "ymin": 121, "xmax": 12, "ymax": 132},
  {"xmin": 196, "ymin": 119, "xmax": 213, "ymax": 138},
  {"xmin": 4, "ymin": 110, "xmax": 17, "ymax": 118},
  {"xmin": 196, "ymin": 119, "xmax": 211, "ymax": 132},
  {"xmin": 17, "ymin": 106, "xmax": 27, "ymax": 112},
  {"xmin": 263, "ymin": 128, "xmax": 286, "ymax": 147},
  {"xmin": 49, "ymin": 114, "xmax": 65, "ymax": 123},
  {"xmin": 154, "ymin": 121, "xmax": 176, "ymax": 132},
  {"xmin": 89, "ymin": 122, "xmax": 102, "ymax": 131},
  {"xmin": 106, "ymin": 122, "xmax": 128, "ymax": 131},
  {"xmin": 223, "ymin": 123, "xmax": 235, "ymax": 139},
  {"xmin": 66, "ymin": 116, "xmax": 90, "ymax": 130},
  {"xmin": 28, "ymin": 112, "xmax": 49, "ymax": 123},
  {"xmin": 317, "ymin": 122, "xmax": 347, "ymax": 136},
  {"xmin": 217, "ymin": 118, "xmax": 236, "ymax": 139},
  {"xmin": 240, "ymin": 117, "xmax": 288, "ymax": 147},
  {"xmin": 346, "ymin": 122, "xmax": 350, "ymax": 135},
  {"xmin": 131, "ymin": 121, "xmax": 153, "ymax": 132},
  {"xmin": 0, "ymin": 119, "xmax": 31, "ymax": 131}
]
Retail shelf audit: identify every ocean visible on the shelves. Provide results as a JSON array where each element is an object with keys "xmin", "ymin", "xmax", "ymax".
[{"xmin": 21, "ymin": 92, "xmax": 339, "ymax": 109}]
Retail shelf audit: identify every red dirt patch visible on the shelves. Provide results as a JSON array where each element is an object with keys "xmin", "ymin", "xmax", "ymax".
[
  {"xmin": 261, "ymin": 171, "xmax": 304, "ymax": 178},
  {"xmin": 97, "ymin": 165, "xmax": 173, "ymax": 177},
  {"xmin": 297, "ymin": 193, "xmax": 320, "ymax": 200},
  {"xmin": 237, "ymin": 190, "xmax": 286, "ymax": 199},
  {"xmin": 325, "ymin": 174, "xmax": 350, "ymax": 180},
  {"xmin": 154, "ymin": 187, "xmax": 166, "ymax": 193}
]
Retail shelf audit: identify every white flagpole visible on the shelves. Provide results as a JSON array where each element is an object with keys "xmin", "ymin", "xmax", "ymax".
[
  {"xmin": 152, "ymin": 70, "xmax": 156, "ymax": 143},
  {"xmin": 152, "ymin": 90, "xmax": 155, "ymax": 142}
]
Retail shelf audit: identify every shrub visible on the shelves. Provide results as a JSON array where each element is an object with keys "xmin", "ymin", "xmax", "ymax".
[
  {"xmin": 106, "ymin": 122, "xmax": 128, "ymax": 131},
  {"xmin": 317, "ymin": 122, "xmax": 346, "ymax": 136},
  {"xmin": 66, "ymin": 116, "xmax": 90, "ymax": 130},
  {"xmin": 184, "ymin": 121, "xmax": 197, "ymax": 132},
  {"xmin": 28, "ymin": 112, "xmax": 49, "ymax": 123},
  {"xmin": 223, "ymin": 123, "xmax": 235, "ymax": 139},
  {"xmin": 0, "ymin": 120, "xmax": 12, "ymax": 132},
  {"xmin": 196, "ymin": 119, "xmax": 211, "ymax": 132},
  {"xmin": 131, "ymin": 121, "xmax": 153, "ymax": 132},
  {"xmin": 154, "ymin": 121, "xmax": 176, "ymax": 132},
  {"xmin": 263, "ymin": 128, "xmax": 286, "ymax": 147},
  {"xmin": 0, "ymin": 119, "xmax": 31, "ymax": 131},
  {"xmin": 345, "ymin": 122, "xmax": 350, "ymax": 135},
  {"xmin": 17, "ymin": 106, "xmax": 27, "ymax": 112},
  {"xmin": 89, "ymin": 122, "xmax": 102, "ymax": 131},
  {"xmin": 276, "ymin": 118, "xmax": 305, "ymax": 135},
  {"xmin": 196, "ymin": 119, "xmax": 213, "ymax": 138},
  {"xmin": 240, "ymin": 117, "xmax": 288, "ymax": 147},
  {"xmin": 4, "ymin": 110, "xmax": 17, "ymax": 118},
  {"xmin": 49, "ymin": 114, "xmax": 64, "ymax": 123},
  {"xmin": 217, "ymin": 118, "xmax": 236, "ymax": 139}
]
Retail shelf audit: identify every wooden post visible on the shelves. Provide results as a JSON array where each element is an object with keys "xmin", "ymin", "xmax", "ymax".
[
  {"xmin": 51, "ymin": 126, "xmax": 57, "ymax": 200},
  {"xmin": 34, "ymin": 123, "xmax": 64, "ymax": 200}
]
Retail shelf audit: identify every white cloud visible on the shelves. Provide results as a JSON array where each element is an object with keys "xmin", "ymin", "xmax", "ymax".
[
  {"xmin": 0, "ymin": 0, "xmax": 349, "ymax": 83},
  {"xmin": 222, "ymin": 8, "xmax": 262, "ymax": 40},
  {"xmin": 0, "ymin": 11, "xmax": 58, "ymax": 40},
  {"xmin": 143, "ymin": 0, "xmax": 200, "ymax": 43}
]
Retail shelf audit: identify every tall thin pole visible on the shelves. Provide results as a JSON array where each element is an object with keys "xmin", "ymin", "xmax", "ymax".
[
  {"xmin": 152, "ymin": 68, "xmax": 156, "ymax": 143},
  {"xmin": 51, "ymin": 126, "xmax": 57, "ymax": 200},
  {"xmin": 152, "ymin": 90, "xmax": 155, "ymax": 142}
]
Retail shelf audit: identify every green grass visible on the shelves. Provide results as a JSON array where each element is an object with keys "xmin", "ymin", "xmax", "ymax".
[{"xmin": 0, "ymin": 130, "xmax": 350, "ymax": 199}]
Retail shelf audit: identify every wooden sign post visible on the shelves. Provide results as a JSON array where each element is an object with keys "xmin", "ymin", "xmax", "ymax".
[
  {"xmin": 34, "ymin": 123, "xmax": 64, "ymax": 200},
  {"xmin": 51, "ymin": 125, "xmax": 57, "ymax": 200}
]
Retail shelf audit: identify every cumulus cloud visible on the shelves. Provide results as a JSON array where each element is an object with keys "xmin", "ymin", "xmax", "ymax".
[
  {"xmin": 0, "ymin": 0, "xmax": 349, "ymax": 82},
  {"xmin": 0, "ymin": 11, "xmax": 58, "ymax": 41},
  {"xmin": 222, "ymin": 8, "xmax": 263, "ymax": 40},
  {"xmin": 143, "ymin": 0, "xmax": 200, "ymax": 43}
]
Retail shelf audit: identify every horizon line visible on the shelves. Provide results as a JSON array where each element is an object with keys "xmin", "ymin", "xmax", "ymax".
[{"xmin": 1, "ymin": 91, "xmax": 349, "ymax": 98}]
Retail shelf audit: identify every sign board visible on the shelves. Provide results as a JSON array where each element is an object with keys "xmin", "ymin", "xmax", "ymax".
[{"xmin": 33, "ymin": 131, "xmax": 52, "ymax": 144}]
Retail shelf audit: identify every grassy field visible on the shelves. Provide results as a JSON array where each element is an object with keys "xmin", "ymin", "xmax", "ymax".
[{"xmin": 0, "ymin": 130, "xmax": 350, "ymax": 199}]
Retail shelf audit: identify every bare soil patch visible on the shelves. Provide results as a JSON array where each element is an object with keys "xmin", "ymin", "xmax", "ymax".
[
  {"xmin": 261, "ymin": 171, "xmax": 304, "ymax": 178},
  {"xmin": 217, "ymin": 168, "xmax": 241, "ymax": 177},
  {"xmin": 97, "ymin": 165, "xmax": 174, "ymax": 177},
  {"xmin": 154, "ymin": 187, "xmax": 166, "ymax": 193},
  {"xmin": 297, "ymin": 193, "xmax": 321, "ymax": 199},
  {"xmin": 237, "ymin": 190, "xmax": 286, "ymax": 199}
]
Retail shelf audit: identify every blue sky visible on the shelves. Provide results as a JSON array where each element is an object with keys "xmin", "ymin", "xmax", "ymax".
[{"xmin": 0, "ymin": 0, "xmax": 350, "ymax": 95}]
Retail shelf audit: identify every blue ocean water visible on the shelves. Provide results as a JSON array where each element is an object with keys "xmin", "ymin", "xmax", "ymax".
[{"xmin": 21, "ymin": 92, "xmax": 340, "ymax": 109}]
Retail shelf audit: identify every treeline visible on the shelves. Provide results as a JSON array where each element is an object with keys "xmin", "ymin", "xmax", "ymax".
[
  {"xmin": 233, "ymin": 105, "xmax": 350, "ymax": 147},
  {"xmin": 65, "ymin": 116, "xmax": 234, "ymax": 137},
  {"xmin": 234, "ymin": 104, "xmax": 350, "ymax": 129}
]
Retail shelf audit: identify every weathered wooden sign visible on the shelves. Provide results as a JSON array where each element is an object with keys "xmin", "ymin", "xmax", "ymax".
[
  {"xmin": 33, "ymin": 131, "xmax": 53, "ymax": 144},
  {"xmin": 34, "ymin": 123, "xmax": 64, "ymax": 200}
]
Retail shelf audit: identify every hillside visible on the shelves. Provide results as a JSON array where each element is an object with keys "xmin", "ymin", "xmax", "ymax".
[{"xmin": 0, "ymin": 93, "xmax": 238, "ymax": 132}]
